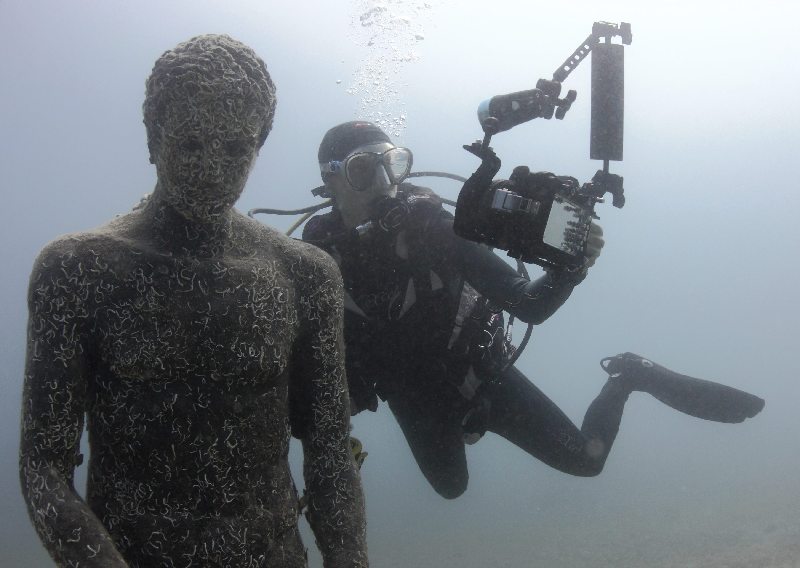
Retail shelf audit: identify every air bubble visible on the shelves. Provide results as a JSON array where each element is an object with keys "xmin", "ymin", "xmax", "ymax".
[{"xmin": 347, "ymin": 0, "xmax": 443, "ymax": 137}]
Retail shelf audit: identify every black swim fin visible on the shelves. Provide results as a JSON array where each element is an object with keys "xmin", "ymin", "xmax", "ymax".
[{"xmin": 601, "ymin": 353, "xmax": 765, "ymax": 423}]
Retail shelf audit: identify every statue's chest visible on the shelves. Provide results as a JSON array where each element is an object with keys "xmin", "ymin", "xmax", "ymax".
[{"xmin": 91, "ymin": 256, "xmax": 298, "ymax": 383}]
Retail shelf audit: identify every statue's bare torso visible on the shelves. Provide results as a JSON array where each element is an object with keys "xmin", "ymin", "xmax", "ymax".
[
  {"xmin": 21, "ymin": 35, "xmax": 367, "ymax": 568},
  {"xmin": 23, "ymin": 207, "xmax": 359, "ymax": 566}
]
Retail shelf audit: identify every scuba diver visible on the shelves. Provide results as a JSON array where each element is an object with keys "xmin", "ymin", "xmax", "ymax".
[{"xmin": 300, "ymin": 120, "xmax": 765, "ymax": 499}]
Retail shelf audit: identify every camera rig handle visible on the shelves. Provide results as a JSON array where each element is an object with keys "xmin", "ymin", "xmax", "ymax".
[{"xmin": 553, "ymin": 21, "xmax": 632, "ymax": 84}]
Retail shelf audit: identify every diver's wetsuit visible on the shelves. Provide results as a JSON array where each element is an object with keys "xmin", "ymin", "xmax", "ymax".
[{"xmin": 303, "ymin": 184, "xmax": 630, "ymax": 498}]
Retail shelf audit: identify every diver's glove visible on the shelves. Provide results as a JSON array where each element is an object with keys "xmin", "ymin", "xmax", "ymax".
[
  {"xmin": 548, "ymin": 221, "xmax": 603, "ymax": 286},
  {"xmin": 584, "ymin": 221, "xmax": 604, "ymax": 267}
]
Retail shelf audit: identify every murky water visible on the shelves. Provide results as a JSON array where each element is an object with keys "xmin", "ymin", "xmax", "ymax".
[{"xmin": 2, "ymin": 1, "xmax": 799, "ymax": 566}]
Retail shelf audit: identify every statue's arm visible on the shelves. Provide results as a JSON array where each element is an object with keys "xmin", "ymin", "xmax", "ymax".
[
  {"xmin": 292, "ymin": 252, "xmax": 368, "ymax": 568},
  {"xmin": 19, "ymin": 245, "xmax": 128, "ymax": 567}
]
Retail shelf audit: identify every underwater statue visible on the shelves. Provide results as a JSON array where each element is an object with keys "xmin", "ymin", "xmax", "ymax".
[
  {"xmin": 302, "ymin": 120, "xmax": 765, "ymax": 499},
  {"xmin": 20, "ymin": 35, "xmax": 368, "ymax": 567}
]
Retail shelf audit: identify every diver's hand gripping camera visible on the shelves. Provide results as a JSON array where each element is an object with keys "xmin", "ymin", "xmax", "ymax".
[{"xmin": 454, "ymin": 21, "xmax": 632, "ymax": 269}]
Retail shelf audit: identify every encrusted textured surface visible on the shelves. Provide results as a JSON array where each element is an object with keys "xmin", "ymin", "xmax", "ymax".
[{"xmin": 20, "ymin": 34, "xmax": 367, "ymax": 568}]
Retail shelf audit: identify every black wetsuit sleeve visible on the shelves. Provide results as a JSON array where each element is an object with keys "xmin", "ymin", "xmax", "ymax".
[{"xmin": 440, "ymin": 217, "xmax": 579, "ymax": 324}]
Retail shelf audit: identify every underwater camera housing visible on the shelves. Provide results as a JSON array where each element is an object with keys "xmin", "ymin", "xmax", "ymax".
[
  {"xmin": 454, "ymin": 21, "xmax": 631, "ymax": 269},
  {"xmin": 455, "ymin": 157, "xmax": 624, "ymax": 268}
]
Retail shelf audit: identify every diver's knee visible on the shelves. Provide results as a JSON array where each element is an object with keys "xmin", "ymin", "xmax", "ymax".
[
  {"xmin": 560, "ymin": 462, "xmax": 603, "ymax": 478},
  {"xmin": 577, "ymin": 437, "xmax": 608, "ymax": 476},
  {"xmin": 576, "ymin": 462, "xmax": 604, "ymax": 477},
  {"xmin": 436, "ymin": 482, "xmax": 467, "ymax": 500},
  {"xmin": 560, "ymin": 455, "xmax": 605, "ymax": 478},
  {"xmin": 431, "ymin": 473, "xmax": 468, "ymax": 499}
]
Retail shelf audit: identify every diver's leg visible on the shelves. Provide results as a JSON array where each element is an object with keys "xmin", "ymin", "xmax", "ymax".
[
  {"xmin": 484, "ymin": 354, "xmax": 765, "ymax": 477},
  {"xmin": 386, "ymin": 381, "xmax": 469, "ymax": 499},
  {"xmin": 602, "ymin": 352, "xmax": 765, "ymax": 423},
  {"xmin": 483, "ymin": 366, "xmax": 629, "ymax": 476}
]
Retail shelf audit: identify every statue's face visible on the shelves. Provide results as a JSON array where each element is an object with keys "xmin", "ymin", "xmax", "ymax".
[{"xmin": 154, "ymin": 92, "xmax": 265, "ymax": 220}]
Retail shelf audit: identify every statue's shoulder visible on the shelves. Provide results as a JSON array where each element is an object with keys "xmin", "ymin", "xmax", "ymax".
[
  {"xmin": 27, "ymin": 224, "xmax": 133, "ymax": 309},
  {"xmin": 233, "ymin": 212, "xmax": 342, "ymax": 284},
  {"xmin": 32, "ymin": 223, "xmax": 125, "ymax": 274}
]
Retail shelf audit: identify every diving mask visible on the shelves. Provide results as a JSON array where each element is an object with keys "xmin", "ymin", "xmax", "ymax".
[{"xmin": 321, "ymin": 146, "xmax": 413, "ymax": 191}]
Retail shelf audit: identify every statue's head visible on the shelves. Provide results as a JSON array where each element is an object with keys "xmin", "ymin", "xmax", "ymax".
[{"xmin": 143, "ymin": 34, "xmax": 276, "ymax": 220}]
